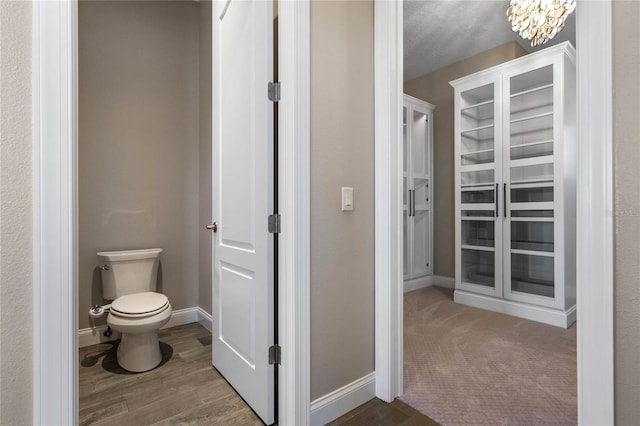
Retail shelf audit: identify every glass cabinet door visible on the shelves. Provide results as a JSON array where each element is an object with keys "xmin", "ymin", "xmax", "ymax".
[
  {"xmin": 404, "ymin": 98, "xmax": 434, "ymax": 282},
  {"xmin": 504, "ymin": 64, "xmax": 557, "ymax": 306},
  {"xmin": 403, "ymin": 105, "xmax": 410, "ymax": 279},
  {"xmin": 457, "ymin": 81, "xmax": 501, "ymax": 297}
]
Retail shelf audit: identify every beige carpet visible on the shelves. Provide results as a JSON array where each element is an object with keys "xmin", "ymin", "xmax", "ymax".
[{"xmin": 401, "ymin": 286, "xmax": 577, "ymax": 426}]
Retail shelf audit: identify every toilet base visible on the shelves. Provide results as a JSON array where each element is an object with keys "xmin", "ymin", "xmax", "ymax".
[{"xmin": 117, "ymin": 332, "xmax": 162, "ymax": 372}]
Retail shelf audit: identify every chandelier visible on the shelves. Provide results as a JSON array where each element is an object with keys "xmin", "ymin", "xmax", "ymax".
[{"xmin": 507, "ymin": 0, "xmax": 576, "ymax": 47}]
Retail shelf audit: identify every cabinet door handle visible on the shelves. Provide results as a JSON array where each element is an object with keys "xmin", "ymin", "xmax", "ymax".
[
  {"xmin": 495, "ymin": 183, "xmax": 499, "ymax": 217},
  {"xmin": 504, "ymin": 183, "xmax": 508, "ymax": 218},
  {"xmin": 410, "ymin": 190, "xmax": 415, "ymax": 216}
]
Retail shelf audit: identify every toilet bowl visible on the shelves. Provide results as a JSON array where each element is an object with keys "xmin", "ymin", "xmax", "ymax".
[
  {"xmin": 107, "ymin": 292, "xmax": 172, "ymax": 372},
  {"xmin": 97, "ymin": 248, "xmax": 171, "ymax": 373}
]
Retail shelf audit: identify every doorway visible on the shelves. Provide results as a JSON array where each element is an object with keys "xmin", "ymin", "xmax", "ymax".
[
  {"xmin": 33, "ymin": 0, "xmax": 311, "ymax": 424},
  {"xmin": 400, "ymin": 2, "xmax": 577, "ymax": 422},
  {"xmin": 373, "ymin": 1, "xmax": 614, "ymax": 424}
]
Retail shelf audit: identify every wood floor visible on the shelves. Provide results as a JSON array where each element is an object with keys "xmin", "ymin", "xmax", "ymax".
[
  {"xmin": 330, "ymin": 398, "xmax": 440, "ymax": 426},
  {"xmin": 79, "ymin": 322, "xmax": 262, "ymax": 426},
  {"xmin": 80, "ymin": 322, "xmax": 439, "ymax": 426}
]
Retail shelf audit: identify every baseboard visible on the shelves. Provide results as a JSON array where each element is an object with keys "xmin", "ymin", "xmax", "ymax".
[
  {"xmin": 454, "ymin": 289, "xmax": 576, "ymax": 328},
  {"xmin": 432, "ymin": 275, "xmax": 454, "ymax": 289},
  {"xmin": 78, "ymin": 307, "xmax": 209, "ymax": 348},
  {"xmin": 404, "ymin": 275, "xmax": 455, "ymax": 293},
  {"xmin": 403, "ymin": 275, "xmax": 431, "ymax": 293},
  {"xmin": 197, "ymin": 307, "xmax": 213, "ymax": 333},
  {"xmin": 310, "ymin": 372, "xmax": 376, "ymax": 426}
]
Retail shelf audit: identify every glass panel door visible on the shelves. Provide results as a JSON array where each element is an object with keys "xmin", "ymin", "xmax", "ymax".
[
  {"xmin": 403, "ymin": 105, "xmax": 410, "ymax": 279},
  {"xmin": 505, "ymin": 64, "xmax": 556, "ymax": 305},
  {"xmin": 457, "ymin": 80, "xmax": 500, "ymax": 297}
]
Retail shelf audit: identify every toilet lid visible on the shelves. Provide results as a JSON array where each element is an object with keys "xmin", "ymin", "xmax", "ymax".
[{"xmin": 110, "ymin": 292, "xmax": 169, "ymax": 318}]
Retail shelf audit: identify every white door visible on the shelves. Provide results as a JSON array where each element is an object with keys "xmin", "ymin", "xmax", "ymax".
[{"xmin": 212, "ymin": 0, "xmax": 275, "ymax": 424}]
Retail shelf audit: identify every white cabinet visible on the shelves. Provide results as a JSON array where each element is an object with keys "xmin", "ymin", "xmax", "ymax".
[
  {"xmin": 403, "ymin": 95, "xmax": 434, "ymax": 289},
  {"xmin": 451, "ymin": 42, "xmax": 576, "ymax": 328}
]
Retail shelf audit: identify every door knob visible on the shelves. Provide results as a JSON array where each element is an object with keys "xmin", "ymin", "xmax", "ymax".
[{"xmin": 206, "ymin": 222, "xmax": 218, "ymax": 232}]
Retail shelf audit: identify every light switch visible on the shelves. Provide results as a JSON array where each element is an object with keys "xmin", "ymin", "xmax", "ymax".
[{"xmin": 341, "ymin": 187, "xmax": 353, "ymax": 211}]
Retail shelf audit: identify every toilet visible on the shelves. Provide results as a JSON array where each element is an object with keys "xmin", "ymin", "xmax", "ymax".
[{"xmin": 97, "ymin": 248, "xmax": 172, "ymax": 372}]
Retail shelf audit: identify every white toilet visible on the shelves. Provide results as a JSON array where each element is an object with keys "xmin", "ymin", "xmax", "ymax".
[{"xmin": 97, "ymin": 248, "xmax": 172, "ymax": 372}]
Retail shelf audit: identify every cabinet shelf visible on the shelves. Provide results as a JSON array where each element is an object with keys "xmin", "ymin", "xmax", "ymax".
[
  {"xmin": 511, "ymin": 247, "xmax": 554, "ymax": 256},
  {"xmin": 461, "ymin": 244, "xmax": 495, "ymax": 252},
  {"xmin": 461, "ymin": 100, "xmax": 494, "ymax": 121},
  {"xmin": 510, "ymin": 111, "xmax": 553, "ymax": 125},
  {"xmin": 461, "ymin": 124, "xmax": 494, "ymax": 142},
  {"xmin": 510, "ymin": 83, "xmax": 553, "ymax": 99}
]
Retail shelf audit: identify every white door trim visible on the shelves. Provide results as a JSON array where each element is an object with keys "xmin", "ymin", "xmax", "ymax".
[
  {"xmin": 373, "ymin": 0, "xmax": 404, "ymax": 402},
  {"xmin": 373, "ymin": 1, "xmax": 615, "ymax": 425},
  {"xmin": 31, "ymin": 1, "xmax": 311, "ymax": 424},
  {"xmin": 32, "ymin": 0, "xmax": 78, "ymax": 424},
  {"xmin": 277, "ymin": 0, "xmax": 312, "ymax": 424},
  {"xmin": 575, "ymin": 2, "xmax": 614, "ymax": 424}
]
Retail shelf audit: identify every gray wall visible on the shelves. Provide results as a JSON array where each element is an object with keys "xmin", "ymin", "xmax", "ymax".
[
  {"xmin": 310, "ymin": 0, "xmax": 375, "ymax": 400},
  {"xmin": 199, "ymin": 0, "xmax": 213, "ymax": 315},
  {"xmin": 78, "ymin": 1, "xmax": 201, "ymax": 329},
  {"xmin": 613, "ymin": 1, "xmax": 640, "ymax": 423},
  {"xmin": 2, "ymin": 1, "xmax": 640, "ymax": 422},
  {"xmin": 0, "ymin": 1, "xmax": 33, "ymax": 424},
  {"xmin": 403, "ymin": 41, "xmax": 527, "ymax": 278}
]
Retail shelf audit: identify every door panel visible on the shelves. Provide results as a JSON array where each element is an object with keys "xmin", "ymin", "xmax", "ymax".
[{"xmin": 212, "ymin": 0, "xmax": 274, "ymax": 423}]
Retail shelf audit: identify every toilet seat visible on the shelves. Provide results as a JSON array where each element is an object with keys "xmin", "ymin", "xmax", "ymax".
[{"xmin": 110, "ymin": 292, "xmax": 169, "ymax": 319}]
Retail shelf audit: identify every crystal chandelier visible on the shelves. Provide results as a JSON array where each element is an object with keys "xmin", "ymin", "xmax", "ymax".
[{"xmin": 507, "ymin": 0, "xmax": 576, "ymax": 47}]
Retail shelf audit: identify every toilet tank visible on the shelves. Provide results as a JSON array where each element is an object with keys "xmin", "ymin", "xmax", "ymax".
[{"xmin": 97, "ymin": 248, "xmax": 163, "ymax": 300}]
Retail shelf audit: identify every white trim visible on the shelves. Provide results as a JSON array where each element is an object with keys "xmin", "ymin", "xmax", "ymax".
[
  {"xmin": 78, "ymin": 307, "xmax": 214, "ymax": 348},
  {"xmin": 374, "ymin": 0, "xmax": 615, "ymax": 422},
  {"xmin": 575, "ymin": 1, "xmax": 614, "ymax": 424},
  {"xmin": 310, "ymin": 373, "xmax": 376, "ymax": 426},
  {"xmin": 454, "ymin": 290, "xmax": 576, "ymax": 328},
  {"xmin": 32, "ymin": 1, "xmax": 78, "ymax": 424},
  {"xmin": 197, "ymin": 307, "xmax": 213, "ymax": 333},
  {"xmin": 78, "ymin": 326, "xmax": 121, "ymax": 349},
  {"xmin": 403, "ymin": 276, "xmax": 431, "ymax": 293},
  {"xmin": 432, "ymin": 275, "xmax": 455, "ymax": 289},
  {"xmin": 374, "ymin": 0, "xmax": 404, "ymax": 403},
  {"xmin": 403, "ymin": 275, "xmax": 455, "ymax": 293},
  {"xmin": 277, "ymin": 1, "xmax": 311, "ymax": 424}
]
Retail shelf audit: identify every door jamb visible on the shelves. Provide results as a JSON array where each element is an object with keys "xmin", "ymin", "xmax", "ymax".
[
  {"xmin": 373, "ymin": 1, "xmax": 615, "ymax": 424},
  {"xmin": 31, "ymin": 1, "xmax": 311, "ymax": 425}
]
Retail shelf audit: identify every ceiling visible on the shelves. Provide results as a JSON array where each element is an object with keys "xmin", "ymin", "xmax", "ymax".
[{"xmin": 403, "ymin": 0, "xmax": 576, "ymax": 81}]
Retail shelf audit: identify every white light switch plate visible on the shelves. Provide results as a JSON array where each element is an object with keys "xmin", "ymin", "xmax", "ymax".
[{"xmin": 341, "ymin": 187, "xmax": 353, "ymax": 211}]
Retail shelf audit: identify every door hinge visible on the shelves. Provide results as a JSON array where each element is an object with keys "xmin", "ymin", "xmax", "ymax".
[
  {"xmin": 269, "ymin": 344, "xmax": 281, "ymax": 365},
  {"xmin": 268, "ymin": 214, "xmax": 281, "ymax": 234},
  {"xmin": 268, "ymin": 81, "xmax": 280, "ymax": 102}
]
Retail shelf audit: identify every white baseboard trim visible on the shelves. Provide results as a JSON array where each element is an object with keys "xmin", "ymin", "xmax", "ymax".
[
  {"xmin": 197, "ymin": 307, "xmax": 213, "ymax": 333},
  {"xmin": 432, "ymin": 275, "xmax": 454, "ymax": 289},
  {"xmin": 403, "ymin": 275, "xmax": 455, "ymax": 293},
  {"xmin": 403, "ymin": 275, "xmax": 430, "ymax": 293},
  {"xmin": 454, "ymin": 290, "xmax": 576, "ymax": 328},
  {"xmin": 310, "ymin": 372, "xmax": 376, "ymax": 426},
  {"xmin": 78, "ymin": 306, "xmax": 211, "ymax": 348}
]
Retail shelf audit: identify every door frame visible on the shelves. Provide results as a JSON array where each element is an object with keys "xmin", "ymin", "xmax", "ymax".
[
  {"xmin": 373, "ymin": 1, "xmax": 614, "ymax": 425},
  {"xmin": 31, "ymin": 0, "xmax": 311, "ymax": 424}
]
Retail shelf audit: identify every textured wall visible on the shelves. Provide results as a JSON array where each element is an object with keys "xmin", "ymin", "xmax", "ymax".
[
  {"xmin": 613, "ymin": 1, "xmax": 640, "ymax": 423},
  {"xmin": 403, "ymin": 42, "xmax": 527, "ymax": 278},
  {"xmin": 199, "ymin": 0, "xmax": 213, "ymax": 315},
  {"xmin": 78, "ymin": 1, "xmax": 201, "ymax": 329},
  {"xmin": 0, "ymin": 1, "xmax": 33, "ymax": 424},
  {"xmin": 310, "ymin": 0, "xmax": 375, "ymax": 400}
]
